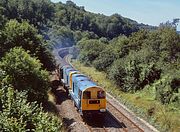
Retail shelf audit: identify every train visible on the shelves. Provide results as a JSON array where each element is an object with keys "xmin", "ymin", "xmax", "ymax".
[{"xmin": 58, "ymin": 62, "xmax": 106, "ymax": 116}]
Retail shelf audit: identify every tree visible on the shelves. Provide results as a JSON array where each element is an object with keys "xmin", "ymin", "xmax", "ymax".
[
  {"xmin": 1, "ymin": 20, "xmax": 55, "ymax": 70},
  {"xmin": 54, "ymin": 1, "xmax": 142, "ymax": 39},
  {"xmin": 78, "ymin": 39, "xmax": 106, "ymax": 65},
  {"xmin": 93, "ymin": 46, "xmax": 116, "ymax": 71},
  {"xmin": 159, "ymin": 19, "xmax": 180, "ymax": 30},
  {"xmin": 0, "ymin": 47, "xmax": 49, "ymax": 103},
  {"xmin": 93, "ymin": 35, "xmax": 129, "ymax": 71},
  {"xmin": 108, "ymin": 59, "xmax": 126, "ymax": 88},
  {"xmin": 0, "ymin": 0, "xmax": 54, "ymax": 27},
  {"xmin": 66, "ymin": 0, "xmax": 77, "ymax": 7}
]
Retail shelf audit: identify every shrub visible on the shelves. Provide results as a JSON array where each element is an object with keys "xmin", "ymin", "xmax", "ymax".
[
  {"xmin": 0, "ymin": 86, "xmax": 62, "ymax": 131},
  {"xmin": 0, "ymin": 47, "xmax": 49, "ymax": 103}
]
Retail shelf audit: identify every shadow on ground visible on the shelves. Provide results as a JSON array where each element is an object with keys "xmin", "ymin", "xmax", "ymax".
[
  {"xmin": 83, "ymin": 111, "xmax": 127, "ymax": 129},
  {"xmin": 51, "ymin": 79, "xmax": 69, "ymax": 105}
]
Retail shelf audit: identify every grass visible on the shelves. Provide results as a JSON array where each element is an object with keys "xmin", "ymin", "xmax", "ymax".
[{"xmin": 72, "ymin": 60, "xmax": 180, "ymax": 132}]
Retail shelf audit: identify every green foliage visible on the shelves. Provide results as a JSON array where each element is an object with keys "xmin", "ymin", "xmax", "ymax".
[
  {"xmin": 2, "ymin": 19, "xmax": 41, "ymax": 52},
  {"xmin": 78, "ymin": 39, "xmax": 106, "ymax": 65},
  {"xmin": 0, "ymin": 20, "xmax": 55, "ymax": 70},
  {"xmin": 93, "ymin": 47, "xmax": 116, "ymax": 71},
  {"xmin": 78, "ymin": 27, "xmax": 180, "ymax": 104},
  {"xmin": 0, "ymin": 0, "xmax": 54, "ymax": 27},
  {"xmin": 154, "ymin": 64, "xmax": 180, "ymax": 104},
  {"xmin": 0, "ymin": 86, "xmax": 62, "ymax": 131},
  {"xmin": 54, "ymin": 1, "xmax": 144, "ymax": 39},
  {"xmin": 108, "ymin": 59, "xmax": 126, "ymax": 88},
  {"xmin": 73, "ymin": 30, "xmax": 99, "ymax": 42},
  {"xmin": 48, "ymin": 25, "xmax": 99, "ymax": 49},
  {"xmin": 93, "ymin": 36, "xmax": 128, "ymax": 71},
  {"xmin": 48, "ymin": 25, "xmax": 75, "ymax": 48},
  {"xmin": 0, "ymin": 47, "xmax": 49, "ymax": 103},
  {"xmin": 0, "ymin": 6, "xmax": 6, "ymax": 29}
]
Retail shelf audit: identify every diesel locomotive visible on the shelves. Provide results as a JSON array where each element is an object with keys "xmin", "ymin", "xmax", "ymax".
[{"xmin": 59, "ymin": 64, "xmax": 106, "ymax": 116}]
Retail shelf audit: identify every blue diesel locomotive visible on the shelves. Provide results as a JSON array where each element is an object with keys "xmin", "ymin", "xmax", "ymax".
[{"xmin": 59, "ymin": 64, "xmax": 106, "ymax": 116}]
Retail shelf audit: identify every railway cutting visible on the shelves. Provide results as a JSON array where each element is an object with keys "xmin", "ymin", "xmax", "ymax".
[{"xmin": 51, "ymin": 48, "xmax": 159, "ymax": 132}]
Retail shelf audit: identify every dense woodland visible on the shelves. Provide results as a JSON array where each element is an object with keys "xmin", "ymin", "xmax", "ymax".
[
  {"xmin": 0, "ymin": 0, "xmax": 58, "ymax": 131},
  {"xmin": 78, "ymin": 28, "xmax": 180, "ymax": 105},
  {"xmin": 0, "ymin": 0, "xmax": 179, "ymax": 131}
]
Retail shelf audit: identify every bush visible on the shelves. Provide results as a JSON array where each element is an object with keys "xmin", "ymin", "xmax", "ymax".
[
  {"xmin": 108, "ymin": 59, "xmax": 126, "ymax": 88},
  {"xmin": 0, "ymin": 86, "xmax": 62, "ymax": 131},
  {"xmin": 78, "ymin": 39, "xmax": 106, "ymax": 65},
  {"xmin": 93, "ymin": 47, "xmax": 116, "ymax": 71},
  {"xmin": 0, "ymin": 47, "xmax": 49, "ymax": 103},
  {"xmin": 155, "ymin": 69, "xmax": 180, "ymax": 104},
  {"xmin": 108, "ymin": 51, "xmax": 161, "ymax": 92}
]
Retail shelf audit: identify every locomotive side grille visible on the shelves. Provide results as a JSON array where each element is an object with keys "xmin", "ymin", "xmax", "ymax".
[{"xmin": 89, "ymin": 100, "xmax": 100, "ymax": 104}]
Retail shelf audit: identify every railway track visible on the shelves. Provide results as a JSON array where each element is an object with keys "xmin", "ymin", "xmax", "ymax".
[
  {"xmin": 107, "ymin": 101, "xmax": 143, "ymax": 132},
  {"xmin": 84, "ymin": 111, "xmax": 122, "ymax": 132},
  {"xmin": 56, "ymin": 48, "xmax": 158, "ymax": 132},
  {"xmin": 84, "ymin": 102, "xmax": 144, "ymax": 132}
]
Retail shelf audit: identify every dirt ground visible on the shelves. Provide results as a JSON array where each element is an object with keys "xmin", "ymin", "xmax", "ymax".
[{"xmin": 50, "ymin": 71, "xmax": 90, "ymax": 132}]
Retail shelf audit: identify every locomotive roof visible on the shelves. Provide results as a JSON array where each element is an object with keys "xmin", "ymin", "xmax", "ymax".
[
  {"xmin": 72, "ymin": 73, "xmax": 103, "ymax": 91},
  {"xmin": 72, "ymin": 74, "xmax": 89, "ymax": 82},
  {"xmin": 72, "ymin": 73, "xmax": 96, "ymax": 91},
  {"xmin": 73, "ymin": 74, "xmax": 87, "ymax": 78},
  {"xmin": 76, "ymin": 76, "xmax": 91, "ymax": 82},
  {"xmin": 77, "ymin": 80, "xmax": 97, "ymax": 91},
  {"xmin": 65, "ymin": 67, "xmax": 76, "ymax": 74}
]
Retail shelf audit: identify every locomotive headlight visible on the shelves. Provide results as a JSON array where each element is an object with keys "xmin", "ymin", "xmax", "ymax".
[{"xmin": 100, "ymin": 109, "xmax": 106, "ymax": 112}]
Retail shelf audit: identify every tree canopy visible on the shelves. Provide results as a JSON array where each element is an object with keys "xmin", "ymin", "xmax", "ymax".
[
  {"xmin": 78, "ymin": 27, "xmax": 180, "ymax": 104},
  {"xmin": 0, "ymin": 20, "xmax": 55, "ymax": 70},
  {"xmin": 0, "ymin": 0, "xmax": 54, "ymax": 27}
]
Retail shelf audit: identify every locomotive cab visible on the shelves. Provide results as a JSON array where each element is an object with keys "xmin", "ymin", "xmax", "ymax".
[
  {"xmin": 81, "ymin": 86, "xmax": 106, "ymax": 114},
  {"xmin": 70, "ymin": 73, "xmax": 106, "ymax": 116}
]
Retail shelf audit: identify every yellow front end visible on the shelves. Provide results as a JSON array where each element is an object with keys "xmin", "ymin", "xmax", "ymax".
[
  {"xmin": 81, "ymin": 99, "xmax": 106, "ymax": 111},
  {"xmin": 81, "ymin": 87, "xmax": 106, "ymax": 112}
]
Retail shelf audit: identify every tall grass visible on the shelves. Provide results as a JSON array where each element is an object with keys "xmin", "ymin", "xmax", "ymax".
[{"xmin": 73, "ymin": 60, "xmax": 180, "ymax": 132}]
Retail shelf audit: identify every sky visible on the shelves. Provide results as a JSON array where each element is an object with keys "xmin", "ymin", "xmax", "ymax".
[{"xmin": 51, "ymin": 0, "xmax": 180, "ymax": 30}]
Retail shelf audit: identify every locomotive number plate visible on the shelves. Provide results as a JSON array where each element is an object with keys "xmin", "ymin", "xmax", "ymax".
[{"xmin": 89, "ymin": 100, "xmax": 100, "ymax": 104}]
